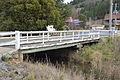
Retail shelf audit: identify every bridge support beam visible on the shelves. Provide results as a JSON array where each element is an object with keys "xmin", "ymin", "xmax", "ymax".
[{"xmin": 21, "ymin": 43, "xmax": 81, "ymax": 54}]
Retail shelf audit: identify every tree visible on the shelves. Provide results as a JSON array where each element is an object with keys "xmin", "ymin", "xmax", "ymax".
[
  {"xmin": 78, "ymin": 14, "xmax": 87, "ymax": 27},
  {"xmin": 71, "ymin": 0, "xmax": 114, "ymax": 20},
  {"xmin": 79, "ymin": 0, "xmax": 110, "ymax": 20},
  {"xmin": 55, "ymin": 0, "xmax": 72, "ymax": 30},
  {"xmin": 0, "ymin": 0, "xmax": 61, "ymax": 31}
]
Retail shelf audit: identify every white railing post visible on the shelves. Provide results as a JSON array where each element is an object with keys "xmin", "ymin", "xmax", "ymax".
[
  {"xmin": 10, "ymin": 34, "xmax": 12, "ymax": 38},
  {"xmin": 15, "ymin": 31, "xmax": 20, "ymax": 50},
  {"xmin": 109, "ymin": 30, "xmax": 111, "ymax": 36},
  {"xmin": 116, "ymin": 30, "xmax": 117, "ymax": 35},
  {"xmin": 60, "ymin": 32, "xmax": 62, "ymax": 42},
  {"xmin": 78, "ymin": 31, "xmax": 79, "ymax": 38},
  {"xmin": 64, "ymin": 32, "xmax": 66, "ymax": 38},
  {"xmin": 89, "ymin": 31, "xmax": 90, "ymax": 39},
  {"xmin": 30, "ymin": 32, "xmax": 32, "ymax": 37},
  {"xmin": 47, "ymin": 32, "xmax": 50, "ymax": 41},
  {"xmin": 27, "ymin": 33, "xmax": 29, "ymax": 42},
  {"xmin": 93, "ymin": 32, "xmax": 95, "ymax": 39},
  {"xmin": 72, "ymin": 31, "xmax": 74, "ymax": 40},
  {"xmin": 89, "ymin": 31, "xmax": 91, "ymax": 40},
  {"xmin": 97, "ymin": 32, "xmax": 100, "ymax": 39},
  {"xmin": 42, "ymin": 32, "xmax": 45, "ymax": 44},
  {"xmin": 81, "ymin": 31, "xmax": 84, "ymax": 41}
]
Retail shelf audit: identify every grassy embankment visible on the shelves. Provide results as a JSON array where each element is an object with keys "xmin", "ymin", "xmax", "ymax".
[{"xmin": 71, "ymin": 37, "xmax": 120, "ymax": 80}]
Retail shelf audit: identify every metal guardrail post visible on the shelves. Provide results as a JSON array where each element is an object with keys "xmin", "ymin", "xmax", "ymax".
[{"xmin": 15, "ymin": 31, "xmax": 20, "ymax": 50}]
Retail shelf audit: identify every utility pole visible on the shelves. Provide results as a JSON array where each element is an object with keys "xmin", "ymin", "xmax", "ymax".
[
  {"xmin": 114, "ymin": 3, "xmax": 118, "ymax": 29},
  {"xmin": 109, "ymin": 0, "xmax": 113, "ymax": 30},
  {"xmin": 89, "ymin": 17, "xmax": 92, "ymax": 29}
]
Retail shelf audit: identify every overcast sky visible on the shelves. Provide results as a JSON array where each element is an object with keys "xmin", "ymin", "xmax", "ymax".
[{"xmin": 64, "ymin": 0, "xmax": 73, "ymax": 3}]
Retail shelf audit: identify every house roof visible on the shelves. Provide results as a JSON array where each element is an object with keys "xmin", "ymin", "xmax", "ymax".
[{"xmin": 104, "ymin": 11, "xmax": 120, "ymax": 20}]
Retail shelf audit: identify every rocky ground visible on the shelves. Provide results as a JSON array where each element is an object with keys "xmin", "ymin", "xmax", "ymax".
[
  {"xmin": 0, "ymin": 61, "xmax": 29, "ymax": 80},
  {"xmin": 0, "ymin": 60, "xmax": 84, "ymax": 80}
]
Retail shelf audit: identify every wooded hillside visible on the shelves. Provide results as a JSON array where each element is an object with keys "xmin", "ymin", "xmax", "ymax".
[{"xmin": 71, "ymin": 0, "xmax": 120, "ymax": 20}]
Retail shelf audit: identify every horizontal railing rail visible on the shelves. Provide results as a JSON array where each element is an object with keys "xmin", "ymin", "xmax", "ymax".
[{"xmin": 0, "ymin": 32, "xmax": 15, "ymax": 36}]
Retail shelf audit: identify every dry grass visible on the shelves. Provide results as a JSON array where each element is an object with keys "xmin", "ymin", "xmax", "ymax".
[
  {"xmin": 22, "ymin": 62, "xmax": 86, "ymax": 80},
  {"xmin": 3, "ymin": 37, "xmax": 120, "ymax": 80},
  {"xmin": 23, "ymin": 37, "xmax": 120, "ymax": 80},
  {"xmin": 85, "ymin": 37, "xmax": 120, "ymax": 80},
  {"xmin": 68, "ymin": 37, "xmax": 120, "ymax": 80}
]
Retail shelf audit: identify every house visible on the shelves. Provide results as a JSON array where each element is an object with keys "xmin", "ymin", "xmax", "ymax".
[
  {"xmin": 65, "ymin": 17, "xmax": 73, "ymax": 29},
  {"xmin": 104, "ymin": 11, "xmax": 120, "ymax": 29},
  {"xmin": 65, "ymin": 17, "xmax": 84, "ymax": 30}
]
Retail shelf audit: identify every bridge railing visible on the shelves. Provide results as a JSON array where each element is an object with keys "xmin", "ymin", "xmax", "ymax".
[
  {"xmin": 15, "ymin": 30, "xmax": 100, "ymax": 50},
  {"xmin": 1, "ymin": 30, "xmax": 119, "ymax": 50},
  {"xmin": 0, "ymin": 32, "xmax": 15, "ymax": 46},
  {"xmin": 0, "ymin": 32, "xmax": 15, "ymax": 37},
  {"xmin": 92, "ymin": 30, "xmax": 117, "ymax": 37}
]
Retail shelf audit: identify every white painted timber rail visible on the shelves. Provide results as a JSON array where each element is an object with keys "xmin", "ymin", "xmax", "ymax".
[
  {"xmin": 0, "ymin": 30, "xmax": 118, "ymax": 50},
  {"xmin": 0, "ymin": 32, "xmax": 15, "ymax": 36},
  {"xmin": 15, "ymin": 30, "xmax": 100, "ymax": 50}
]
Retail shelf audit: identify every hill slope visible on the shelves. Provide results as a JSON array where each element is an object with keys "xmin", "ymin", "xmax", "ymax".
[{"xmin": 71, "ymin": 0, "xmax": 120, "ymax": 20}]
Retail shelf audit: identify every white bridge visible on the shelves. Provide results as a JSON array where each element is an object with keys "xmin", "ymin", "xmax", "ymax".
[{"xmin": 0, "ymin": 30, "xmax": 118, "ymax": 54}]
